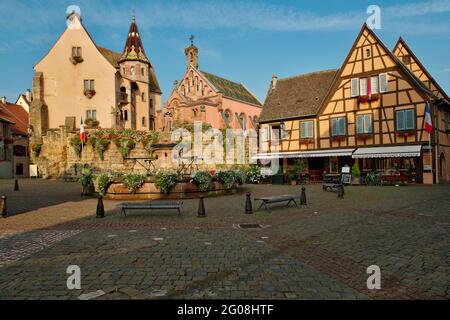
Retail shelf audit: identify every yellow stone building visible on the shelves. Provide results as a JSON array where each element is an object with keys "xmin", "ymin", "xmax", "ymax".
[
  {"xmin": 258, "ymin": 24, "xmax": 450, "ymax": 184},
  {"xmin": 30, "ymin": 11, "xmax": 161, "ymax": 143}
]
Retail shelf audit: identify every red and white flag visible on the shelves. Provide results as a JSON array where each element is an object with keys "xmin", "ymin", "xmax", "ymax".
[
  {"xmin": 425, "ymin": 101, "xmax": 432, "ymax": 134},
  {"xmin": 80, "ymin": 117, "xmax": 87, "ymax": 143}
]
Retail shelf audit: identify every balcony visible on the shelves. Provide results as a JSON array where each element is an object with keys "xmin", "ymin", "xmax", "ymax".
[{"xmin": 117, "ymin": 92, "xmax": 128, "ymax": 105}]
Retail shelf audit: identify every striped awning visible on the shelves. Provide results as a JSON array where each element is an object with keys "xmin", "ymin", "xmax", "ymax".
[
  {"xmin": 253, "ymin": 149, "xmax": 355, "ymax": 160},
  {"xmin": 352, "ymin": 145, "xmax": 422, "ymax": 159}
]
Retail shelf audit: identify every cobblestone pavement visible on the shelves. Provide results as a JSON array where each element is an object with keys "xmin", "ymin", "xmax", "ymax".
[{"xmin": 0, "ymin": 179, "xmax": 449, "ymax": 300}]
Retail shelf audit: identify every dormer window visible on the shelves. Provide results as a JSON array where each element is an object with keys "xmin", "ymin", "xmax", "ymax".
[{"xmin": 71, "ymin": 47, "xmax": 83, "ymax": 64}]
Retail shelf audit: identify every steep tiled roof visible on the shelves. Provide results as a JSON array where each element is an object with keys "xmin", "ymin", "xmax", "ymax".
[
  {"xmin": 259, "ymin": 70, "xmax": 338, "ymax": 122},
  {"xmin": 119, "ymin": 17, "xmax": 149, "ymax": 64},
  {"xmin": 200, "ymin": 71, "xmax": 262, "ymax": 106},
  {"xmin": 97, "ymin": 46, "xmax": 122, "ymax": 68},
  {"xmin": 0, "ymin": 102, "xmax": 29, "ymax": 136}
]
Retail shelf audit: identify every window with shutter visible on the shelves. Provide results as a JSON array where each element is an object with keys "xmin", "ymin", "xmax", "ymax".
[
  {"xmin": 356, "ymin": 114, "xmax": 373, "ymax": 134},
  {"xmin": 331, "ymin": 117, "xmax": 346, "ymax": 136},
  {"xmin": 360, "ymin": 78, "xmax": 368, "ymax": 96},
  {"xmin": 406, "ymin": 109, "xmax": 415, "ymax": 130},
  {"xmin": 351, "ymin": 78, "xmax": 359, "ymax": 97},
  {"xmin": 371, "ymin": 76, "xmax": 379, "ymax": 93},
  {"xmin": 379, "ymin": 73, "xmax": 388, "ymax": 93},
  {"xmin": 300, "ymin": 121, "xmax": 314, "ymax": 138},
  {"xmin": 396, "ymin": 109, "xmax": 415, "ymax": 131}
]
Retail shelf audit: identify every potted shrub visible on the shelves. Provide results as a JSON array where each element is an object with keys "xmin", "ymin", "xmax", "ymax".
[
  {"xmin": 351, "ymin": 163, "xmax": 361, "ymax": 185},
  {"xmin": 287, "ymin": 160, "xmax": 306, "ymax": 186}
]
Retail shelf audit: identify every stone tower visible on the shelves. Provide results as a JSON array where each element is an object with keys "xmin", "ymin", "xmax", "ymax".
[
  {"xmin": 184, "ymin": 36, "xmax": 199, "ymax": 69},
  {"xmin": 118, "ymin": 16, "xmax": 161, "ymax": 130},
  {"xmin": 29, "ymin": 72, "xmax": 48, "ymax": 143}
]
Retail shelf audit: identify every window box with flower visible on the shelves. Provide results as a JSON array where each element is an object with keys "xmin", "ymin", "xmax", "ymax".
[{"xmin": 84, "ymin": 89, "xmax": 96, "ymax": 99}]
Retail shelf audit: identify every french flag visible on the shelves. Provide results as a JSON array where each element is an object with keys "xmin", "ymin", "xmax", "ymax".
[
  {"xmin": 80, "ymin": 117, "xmax": 87, "ymax": 143},
  {"xmin": 425, "ymin": 101, "xmax": 433, "ymax": 134}
]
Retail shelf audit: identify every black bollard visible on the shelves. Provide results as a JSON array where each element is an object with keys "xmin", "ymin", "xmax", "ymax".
[
  {"xmin": 198, "ymin": 196, "xmax": 206, "ymax": 218},
  {"xmin": 14, "ymin": 179, "xmax": 19, "ymax": 191},
  {"xmin": 96, "ymin": 195, "xmax": 105, "ymax": 218},
  {"xmin": 338, "ymin": 184, "xmax": 345, "ymax": 199},
  {"xmin": 245, "ymin": 193, "xmax": 253, "ymax": 215},
  {"xmin": 300, "ymin": 187, "xmax": 307, "ymax": 206},
  {"xmin": 0, "ymin": 195, "xmax": 7, "ymax": 218}
]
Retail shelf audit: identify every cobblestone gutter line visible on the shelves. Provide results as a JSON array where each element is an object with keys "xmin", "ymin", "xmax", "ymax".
[{"xmin": 0, "ymin": 230, "xmax": 83, "ymax": 267}]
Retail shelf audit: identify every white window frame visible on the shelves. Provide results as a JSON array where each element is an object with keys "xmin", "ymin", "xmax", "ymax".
[
  {"xmin": 356, "ymin": 114, "xmax": 373, "ymax": 134},
  {"xmin": 379, "ymin": 73, "xmax": 388, "ymax": 93},
  {"xmin": 360, "ymin": 78, "xmax": 368, "ymax": 96},
  {"xmin": 300, "ymin": 121, "xmax": 314, "ymax": 139},
  {"xmin": 371, "ymin": 76, "xmax": 379, "ymax": 94}
]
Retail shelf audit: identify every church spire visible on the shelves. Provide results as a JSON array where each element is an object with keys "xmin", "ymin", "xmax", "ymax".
[
  {"xmin": 184, "ymin": 35, "xmax": 199, "ymax": 69},
  {"xmin": 119, "ymin": 16, "xmax": 149, "ymax": 64}
]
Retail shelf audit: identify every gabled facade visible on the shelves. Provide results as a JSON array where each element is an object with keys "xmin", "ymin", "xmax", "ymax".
[
  {"xmin": 15, "ymin": 90, "xmax": 32, "ymax": 113},
  {"xmin": 259, "ymin": 24, "xmax": 450, "ymax": 184},
  {"xmin": 30, "ymin": 12, "xmax": 161, "ymax": 144},
  {"xmin": 0, "ymin": 100, "xmax": 30, "ymax": 178},
  {"xmin": 157, "ymin": 42, "xmax": 262, "ymax": 132}
]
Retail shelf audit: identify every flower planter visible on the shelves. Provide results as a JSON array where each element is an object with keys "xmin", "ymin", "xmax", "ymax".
[
  {"xmin": 331, "ymin": 136, "xmax": 346, "ymax": 142},
  {"xmin": 396, "ymin": 130, "xmax": 416, "ymax": 138},
  {"xmin": 358, "ymin": 94, "xmax": 379, "ymax": 103},
  {"xmin": 104, "ymin": 181, "xmax": 239, "ymax": 200},
  {"xmin": 84, "ymin": 90, "xmax": 96, "ymax": 99}
]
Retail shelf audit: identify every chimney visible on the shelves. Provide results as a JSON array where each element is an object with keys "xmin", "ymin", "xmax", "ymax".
[
  {"xmin": 271, "ymin": 75, "xmax": 278, "ymax": 90},
  {"xmin": 26, "ymin": 89, "xmax": 32, "ymax": 102},
  {"xmin": 0, "ymin": 96, "xmax": 6, "ymax": 104}
]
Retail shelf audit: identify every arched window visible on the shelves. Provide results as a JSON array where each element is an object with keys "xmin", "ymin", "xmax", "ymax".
[
  {"xmin": 131, "ymin": 66, "xmax": 135, "ymax": 76},
  {"xmin": 200, "ymin": 81, "xmax": 204, "ymax": 95},
  {"xmin": 141, "ymin": 92, "xmax": 146, "ymax": 102}
]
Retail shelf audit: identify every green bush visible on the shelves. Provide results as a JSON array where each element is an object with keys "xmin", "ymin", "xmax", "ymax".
[
  {"xmin": 351, "ymin": 163, "xmax": 361, "ymax": 178},
  {"xmin": 115, "ymin": 138, "xmax": 136, "ymax": 159},
  {"xmin": 155, "ymin": 170, "xmax": 178, "ymax": 194},
  {"xmin": 287, "ymin": 160, "xmax": 306, "ymax": 182},
  {"xmin": 94, "ymin": 172, "xmax": 113, "ymax": 196},
  {"xmin": 216, "ymin": 171, "xmax": 236, "ymax": 190},
  {"xmin": 192, "ymin": 171, "xmax": 212, "ymax": 192},
  {"xmin": 245, "ymin": 166, "xmax": 264, "ymax": 184},
  {"xmin": 70, "ymin": 136, "xmax": 83, "ymax": 158},
  {"xmin": 233, "ymin": 169, "xmax": 247, "ymax": 185},
  {"xmin": 122, "ymin": 173, "xmax": 146, "ymax": 194}
]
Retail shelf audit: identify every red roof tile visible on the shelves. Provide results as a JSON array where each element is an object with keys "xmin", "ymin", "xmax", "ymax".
[{"xmin": 0, "ymin": 102, "xmax": 29, "ymax": 136}]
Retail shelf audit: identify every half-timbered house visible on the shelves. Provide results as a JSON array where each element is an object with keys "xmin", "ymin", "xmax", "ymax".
[{"xmin": 258, "ymin": 24, "xmax": 450, "ymax": 184}]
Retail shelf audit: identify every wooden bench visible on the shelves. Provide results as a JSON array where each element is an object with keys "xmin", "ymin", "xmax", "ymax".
[
  {"xmin": 119, "ymin": 201, "xmax": 183, "ymax": 217},
  {"xmin": 323, "ymin": 183, "xmax": 341, "ymax": 192},
  {"xmin": 255, "ymin": 195, "xmax": 299, "ymax": 212}
]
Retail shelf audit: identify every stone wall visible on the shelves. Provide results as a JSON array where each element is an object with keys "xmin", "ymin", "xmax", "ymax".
[
  {"xmin": 36, "ymin": 127, "xmax": 154, "ymax": 178},
  {"xmin": 36, "ymin": 127, "xmax": 253, "ymax": 179}
]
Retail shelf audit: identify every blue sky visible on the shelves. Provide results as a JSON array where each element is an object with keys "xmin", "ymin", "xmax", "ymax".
[{"xmin": 1, "ymin": 0, "xmax": 449, "ymax": 104}]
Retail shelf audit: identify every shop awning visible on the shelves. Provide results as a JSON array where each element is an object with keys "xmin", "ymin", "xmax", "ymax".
[
  {"xmin": 253, "ymin": 149, "xmax": 355, "ymax": 160},
  {"xmin": 352, "ymin": 145, "xmax": 422, "ymax": 159}
]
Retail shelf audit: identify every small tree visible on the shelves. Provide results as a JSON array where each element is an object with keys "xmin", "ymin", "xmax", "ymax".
[{"xmin": 351, "ymin": 163, "xmax": 361, "ymax": 178}]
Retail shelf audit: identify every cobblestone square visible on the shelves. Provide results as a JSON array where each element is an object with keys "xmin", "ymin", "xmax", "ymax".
[{"xmin": 0, "ymin": 179, "xmax": 449, "ymax": 300}]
